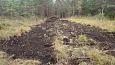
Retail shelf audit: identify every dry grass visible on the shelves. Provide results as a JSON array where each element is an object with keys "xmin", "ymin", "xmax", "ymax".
[
  {"xmin": 87, "ymin": 48, "xmax": 115, "ymax": 65},
  {"xmin": 53, "ymin": 36, "xmax": 68, "ymax": 62},
  {"xmin": 0, "ymin": 16, "xmax": 115, "ymax": 65},
  {"xmin": 66, "ymin": 17, "xmax": 115, "ymax": 31},
  {"xmin": 0, "ymin": 16, "xmax": 43, "ymax": 40},
  {"xmin": 9, "ymin": 59, "xmax": 41, "ymax": 65},
  {"xmin": 53, "ymin": 35, "xmax": 115, "ymax": 65},
  {"xmin": 0, "ymin": 51, "xmax": 41, "ymax": 65},
  {"xmin": 0, "ymin": 17, "xmax": 43, "ymax": 65}
]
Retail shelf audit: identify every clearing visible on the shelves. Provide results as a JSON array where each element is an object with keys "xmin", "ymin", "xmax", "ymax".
[{"xmin": 0, "ymin": 17, "xmax": 115, "ymax": 65}]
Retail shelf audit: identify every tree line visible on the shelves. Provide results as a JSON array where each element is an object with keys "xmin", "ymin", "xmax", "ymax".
[{"xmin": 0, "ymin": 0, "xmax": 115, "ymax": 19}]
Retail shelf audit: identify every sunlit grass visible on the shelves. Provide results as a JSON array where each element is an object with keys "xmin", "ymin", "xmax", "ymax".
[
  {"xmin": 66, "ymin": 17, "xmax": 115, "ymax": 31},
  {"xmin": 0, "ymin": 17, "xmax": 43, "ymax": 40}
]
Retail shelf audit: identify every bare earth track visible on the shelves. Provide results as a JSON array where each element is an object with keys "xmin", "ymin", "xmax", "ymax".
[{"xmin": 0, "ymin": 17, "xmax": 115, "ymax": 65}]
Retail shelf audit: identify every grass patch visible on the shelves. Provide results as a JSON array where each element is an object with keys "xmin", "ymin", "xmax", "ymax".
[
  {"xmin": 53, "ymin": 35, "xmax": 115, "ymax": 65},
  {"xmin": 0, "ymin": 51, "xmax": 8, "ymax": 65},
  {"xmin": 66, "ymin": 17, "xmax": 115, "ymax": 31},
  {"xmin": 53, "ymin": 36, "xmax": 68, "ymax": 62},
  {"xmin": 78, "ymin": 35, "xmax": 88, "ymax": 42},
  {"xmin": 9, "ymin": 59, "xmax": 41, "ymax": 65},
  {"xmin": 0, "ymin": 17, "xmax": 43, "ymax": 40},
  {"xmin": 87, "ymin": 48, "xmax": 115, "ymax": 65},
  {"xmin": 0, "ymin": 51, "xmax": 41, "ymax": 65}
]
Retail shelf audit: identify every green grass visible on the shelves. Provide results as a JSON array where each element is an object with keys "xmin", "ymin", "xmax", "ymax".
[
  {"xmin": 66, "ymin": 17, "xmax": 115, "ymax": 31},
  {"xmin": 0, "ymin": 16, "xmax": 43, "ymax": 40},
  {"xmin": 78, "ymin": 35, "xmax": 88, "ymax": 42}
]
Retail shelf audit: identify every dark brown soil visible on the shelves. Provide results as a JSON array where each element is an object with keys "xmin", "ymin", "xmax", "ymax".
[
  {"xmin": 0, "ymin": 17, "xmax": 115, "ymax": 65},
  {"xmin": 0, "ymin": 23, "xmax": 57, "ymax": 65}
]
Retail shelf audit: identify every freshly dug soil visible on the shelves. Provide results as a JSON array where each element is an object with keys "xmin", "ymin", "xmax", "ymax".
[{"xmin": 0, "ymin": 17, "xmax": 115, "ymax": 65}]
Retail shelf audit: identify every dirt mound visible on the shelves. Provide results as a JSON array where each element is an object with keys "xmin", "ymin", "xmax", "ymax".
[
  {"xmin": 0, "ymin": 23, "xmax": 57, "ymax": 64},
  {"xmin": 0, "ymin": 17, "xmax": 115, "ymax": 64},
  {"xmin": 54, "ymin": 20, "xmax": 115, "ymax": 49}
]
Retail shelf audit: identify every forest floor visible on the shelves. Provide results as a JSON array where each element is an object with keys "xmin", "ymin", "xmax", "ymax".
[{"xmin": 0, "ymin": 17, "xmax": 115, "ymax": 65}]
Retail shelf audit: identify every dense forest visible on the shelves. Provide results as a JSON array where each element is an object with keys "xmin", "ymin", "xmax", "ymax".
[{"xmin": 0, "ymin": 0, "xmax": 115, "ymax": 19}]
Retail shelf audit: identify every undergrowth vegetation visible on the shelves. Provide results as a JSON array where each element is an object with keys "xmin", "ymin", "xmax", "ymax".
[
  {"xmin": 0, "ymin": 17, "xmax": 43, "ymax": 40},
  {"xmin": 66, "ymin": 17, "xmax": 115, "ymax": 31}
]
